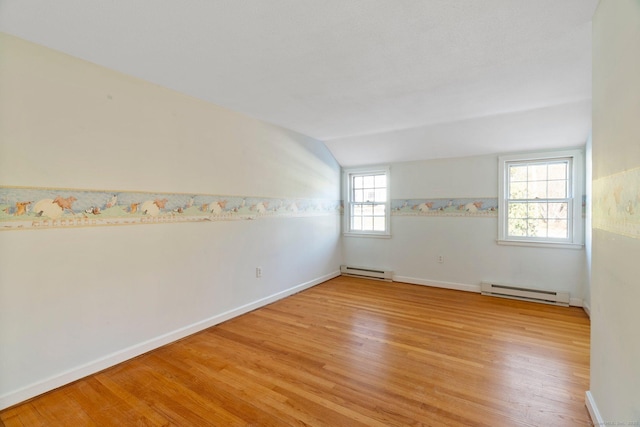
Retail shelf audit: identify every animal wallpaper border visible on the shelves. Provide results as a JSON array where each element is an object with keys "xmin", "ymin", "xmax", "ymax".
[
  {"xmin": 389, "ymin": 196, "xmax": 586, "ymax": 218},
  {"xmin": 0, "ymin": 186, "xmax": 341, "ymax": 231},
  {"xmin": 1, "ymin": 185, "xmax": 506, "ymax": 232},
  {"xmin": 593, "ymin": 166, "xmax": 640, "ymax": 239},
  {"xmin": 390, "ymin": 198, "xmax": 498, "ymax": 217}
]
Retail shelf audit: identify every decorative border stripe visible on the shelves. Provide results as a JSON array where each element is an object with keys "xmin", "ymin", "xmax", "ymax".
[
  {"xmin": 0, "ymin": 186, "xmax": 506, "ymax": 232},
  {"xmin": 0, "ymin": 186, "xmax": 341, "ymax": 231},
  {"xmin": 391, "ymin": 198, "xmax": 498, "ymax": 217}
]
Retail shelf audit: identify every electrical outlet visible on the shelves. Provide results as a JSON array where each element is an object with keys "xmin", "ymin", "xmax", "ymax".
[
  {"xmin": 437, "ymin": 255, "xmax": 444, "ymax": 264},
  {"xmin": 256, "ymin": 267, "xmax": 262, "ymax": 278}
]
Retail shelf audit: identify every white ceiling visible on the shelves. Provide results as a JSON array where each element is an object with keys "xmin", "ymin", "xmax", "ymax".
[{"xmin": 0, "ymin": 0, "xmax": 598, "ymax": 166}]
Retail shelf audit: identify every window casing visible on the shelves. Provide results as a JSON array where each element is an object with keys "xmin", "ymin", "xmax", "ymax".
[
  {"xmin": 343, "ymin": 167, "xmax": 390, "ymax": 237},
  {"xmin": 498, "ymin": 150, "xmax": 584, "ymax": 248}
]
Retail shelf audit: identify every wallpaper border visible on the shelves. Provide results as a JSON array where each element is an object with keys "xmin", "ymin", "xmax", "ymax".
[
  {"xmin": 0, "ymin": 186, "xmax": 341, "ymax": 231},
  {"xmin": 0, "ymin": 185, "xmax": 505, "ymax": 232},
  {"xmin": 391, "ymin": 197, "xmax": 498, "ymax": 217}
]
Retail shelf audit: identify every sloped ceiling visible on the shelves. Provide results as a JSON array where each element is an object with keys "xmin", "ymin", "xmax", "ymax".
[{"xmin": 0, "ymin": 0, "xmax": 598, "ymax": 166}]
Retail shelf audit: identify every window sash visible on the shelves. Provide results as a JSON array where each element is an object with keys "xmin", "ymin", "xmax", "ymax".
[
  {"xmin": 506, "ymin": 198, "xmax": 572, "ymax": 241},
  {"xmin": 350, "ymin": 202, "xmax": 387, "ymax": 232},
  {"xmin": 344, "ymin": 167, "xmax": 390, "ymax": 236}
]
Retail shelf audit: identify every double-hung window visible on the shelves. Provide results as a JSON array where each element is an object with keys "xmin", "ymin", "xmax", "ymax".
[
  {"xmin": 344, "ymin": 166, "xmax": 390, "ymax": 237},
  {"xmin": 498, "ymin": 149, "xmax": 584, "ymax": 248}
]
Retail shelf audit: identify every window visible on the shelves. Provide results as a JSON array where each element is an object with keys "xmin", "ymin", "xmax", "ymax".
[
  {"xmin": 344, "ymin": 167, "xmax": 390, "ymax": 237},
  {"xmin": 498, "ymin": 150, "xmax": 584, "ymax": 248}
]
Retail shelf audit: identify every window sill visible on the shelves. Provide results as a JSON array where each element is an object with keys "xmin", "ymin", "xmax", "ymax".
[
  {"xmin": 344, "ymin": 232, "xmax": 391, "ymax": 239},
  {"xmin": 496, "ymin": 239, "xmax": 584, "ymax": 249}
]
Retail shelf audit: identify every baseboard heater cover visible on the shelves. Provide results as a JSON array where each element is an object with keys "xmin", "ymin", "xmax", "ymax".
[
  {"xmin": 340, "ymin": 265, "xmax": 393, "ymax": 281},
  {"xmin": 481, "ymin": 282, "xmax": 570, "ymax": 306}
]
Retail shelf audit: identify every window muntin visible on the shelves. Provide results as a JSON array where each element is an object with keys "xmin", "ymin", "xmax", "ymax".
[{"xmin": 344, "ymin": 167, "xmax": 390, "ymax": 236}]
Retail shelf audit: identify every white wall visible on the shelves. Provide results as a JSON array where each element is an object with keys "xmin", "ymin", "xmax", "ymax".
[
  {"xmin": 589, "ymin": 0, "xmax": 640, "ymax": 423},
  {"xmin": 343, "ymin": 154, "xmax": 587, "ymax": 301},
  {"xmin": 584, "ymin": 132, "xmax": 593, "ymax": 315},
  {"xmin": 0, "ymin": 33, "xmax": 342, "ymax": 408}
]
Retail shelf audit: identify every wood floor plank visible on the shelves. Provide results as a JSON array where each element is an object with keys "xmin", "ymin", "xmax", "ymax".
[{"xmin": 0, "ymin": 276, "xmax": 591, "ymax": 426}]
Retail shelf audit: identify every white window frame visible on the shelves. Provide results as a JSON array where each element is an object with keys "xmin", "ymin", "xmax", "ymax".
[
  {"xmin": 498, "ymin": 149, "xmax": 584, "ymax": 249},
  {"xmin": 343, "ymin": 166, "xmax": 391, "ymax": 238}
]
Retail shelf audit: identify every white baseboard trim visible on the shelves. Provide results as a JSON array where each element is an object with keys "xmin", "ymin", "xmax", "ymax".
[
  {"xmin": 583, "ymin": 300, "xmax": 592, "ymax": 318},
  {"xmin": 392, "ymin": 275, "xmax": 481, "ymax": 293},
  {"xmin": 0, "ymin": 270, "xmax": 340, "ymax": 411},
  {"xmin": 585, "ymin": 391, "xmax": 604, "ymax": 426}
]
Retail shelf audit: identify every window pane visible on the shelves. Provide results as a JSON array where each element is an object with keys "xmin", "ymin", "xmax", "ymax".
[
  {"xmin": 374, "ymin": 189, "xmax": 387, "ymax": 202},
  {"xmin": 365, "ymin": 190, "xmax": 376, "ymax": 202},
  {"xmin": 373, "ymin": 217, "xmax": 386, "ymax": 231},
  {"xmin": 528, "ymin": 202, "xmax": 546, "ymax": 218},
  {"xmin": 362, "ymin": 205, "xmax": 373, "ymax": 216},
  {"xmin": 362, "ymin": 216, "xmax": 374, "ymax": 230},
  {"xmin": 548, "ymin": 163, "xmax": 567, "ymax": 180},
  {"xmin": 508, "ymin": 219, "xmax": 528, "ymax": 236},
  {"xmin": 509, "ymin": 165, "xmax": 528, "ymax": 182},
  {"xmin": 548, "ymin": 180, "xmax": 567, "ymax": 198},
  {"xmin": 354, "ymin": 189, "xmax": 364, "ymax": 202},
  {"xmin": 548, "ymin": 219, "xmax": 568, "ymax": 238},
  {"xmin": 528, "ymin": 219, "xmax": 547, "ymax": 238},
  {"xmin": 548, "ymin": 203, "xmax": 568, "ymax": 219},
  {"xmin": 374, "ymin": 174, "xmax": 387, "ymax": 188},
  {"xmin": 363, "ymin": 175, "xmax": 374, "ymax": 188},
  {"xmin": 352, "ymin": 204, "xmax": 362, "ymax": 216},
  {"xmin": 509, "ymin": 182, "xmax": 527, "ymax": 199},
  {"xmin": 353, "ymin": 176, "xmax": 363, "ymax": 189},
  {"xmin": 351, "ymin": 216, "xmax": 362, "ymax": 231},
  {"xmin": 528, "ymin": 164, "xmax": 547, "ymax": 181},
  {"xmin": 373, "ymin": 204, "xmax": 386, "ymax": 216},
  {"xmin": 508, "ymin": 202, "xmax": 527, "ymax": 219},
  {"xmin": 528, "ymin": 181, "xmax": 547, "ymax": 199}
]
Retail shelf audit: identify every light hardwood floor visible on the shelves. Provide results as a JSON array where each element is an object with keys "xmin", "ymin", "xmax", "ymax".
[{"xmin": 0, "ymin": 276, "xmax": 591, "ymax": 426}]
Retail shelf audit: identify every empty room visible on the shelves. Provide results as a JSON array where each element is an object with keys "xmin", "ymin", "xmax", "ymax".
[{"xmin": 0, "ymin": 1, "xmax": 638, "ymax": 425}]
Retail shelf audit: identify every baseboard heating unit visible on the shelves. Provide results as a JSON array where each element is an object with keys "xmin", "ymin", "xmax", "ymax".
[
  {"xmin": 481, "ymin": 282, "xmax": 570, "ymax": 306},
  {"xmin": 340, "ymin": 265, "xmax": 393, "ymax": 281}
]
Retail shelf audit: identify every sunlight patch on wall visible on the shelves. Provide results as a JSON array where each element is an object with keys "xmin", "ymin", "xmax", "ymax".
[{"xmin": 593, "ymin": 167, "xmax": 640, "ymax": 239}]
